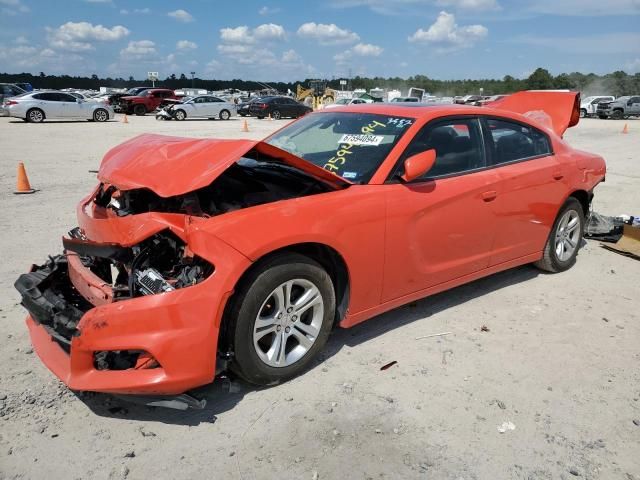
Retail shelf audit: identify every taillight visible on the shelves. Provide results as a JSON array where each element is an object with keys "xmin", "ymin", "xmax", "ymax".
[
  {"xmin": 4, "ymin": 100, "xmax": 18, "ymax": 106},
  {"xmin": 259, "ymin": 103, "xmax": 267, "ymax": 109}
]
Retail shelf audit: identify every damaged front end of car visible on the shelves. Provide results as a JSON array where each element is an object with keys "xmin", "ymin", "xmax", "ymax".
[{"xmin": 14, "ymin": 134, "xmax": 349, "ymax": 407}]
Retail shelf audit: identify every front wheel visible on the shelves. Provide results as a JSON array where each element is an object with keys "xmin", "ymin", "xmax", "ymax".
[
  {"xmin": 93, "ymin": 108, "xmax": 108, "ymax": 122},
  {"xmin": 534, "ymin": 198, "xmax": 584, "ymax": 273},
  {"xmin": 611, "ymin": 110, "xmax": 624, "ymax": 120},
  {"xmin": 579, "ymin": 109, "xmax": 587, "ymax": 118},
  {"xmin": 174, "ymin": 109, "xmax": 186, "ymax": 121},
  {"xmin": 133, "ymin": 104, "xmax": 146, "ymax": 116},
  {"xmin": 228, "ymin": 253, "xmax": 335, "ymax": 385},
  {"xmin": 219, "ymin": 109, "xmax": 231, "ymax": 120}
]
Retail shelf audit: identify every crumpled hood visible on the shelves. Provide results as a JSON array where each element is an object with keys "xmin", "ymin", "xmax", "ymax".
[{"xmin": 98, "ymin": 134, "xmax": 351, "ymax": 197}]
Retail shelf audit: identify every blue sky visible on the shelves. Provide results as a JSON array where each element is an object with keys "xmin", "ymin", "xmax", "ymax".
[{"xmin": 1, "ymin": 0, "xmax": 639, "ymax": 81}]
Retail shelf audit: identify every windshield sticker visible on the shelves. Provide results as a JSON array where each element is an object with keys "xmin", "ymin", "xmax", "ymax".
[
  {"xmin": 342, "ymin": 171, "xmax": 357, "ymax": 179},
  {"xmin": 338, "ymin": 134, "xmax": 384, "ymax": 146},
  {"xmin": 387, "ymin": 118, "xmax": 413, "ymax": 128}
]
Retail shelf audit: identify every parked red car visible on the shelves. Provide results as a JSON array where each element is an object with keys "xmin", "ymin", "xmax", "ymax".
[
  {"xmin": 15, "ymin": 91, "xmax": 605, "ymax": 408},
  {"xmin": 119, "ymin": 88, "xmax": 177, "ymax": 116}
]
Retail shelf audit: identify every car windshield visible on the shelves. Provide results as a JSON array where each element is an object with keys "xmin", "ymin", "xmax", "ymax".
[{"xmin": 266, "ymin": 112, "xmax": 415, "ymax": 184}]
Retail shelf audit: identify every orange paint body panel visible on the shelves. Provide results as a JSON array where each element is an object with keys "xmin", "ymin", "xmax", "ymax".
[{"xmin": 20, "ymin": 92, "xmax": 606, "ymax": 395}]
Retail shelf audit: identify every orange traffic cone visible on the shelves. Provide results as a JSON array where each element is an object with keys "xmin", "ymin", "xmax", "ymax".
[
  {"xmin": 622, "ymin": 123, "xmax": 628, "ymax": 134},
  {"xmin": 14, "ymin": 162, "xmax": 36, "ymax": 194},
  {"xmin": 122, "ymin": 114, "xmax": 129, "ymax": 124},
  {"xmin": 242, "ymin": 119, "xmax": 249, "ymax": 132}
]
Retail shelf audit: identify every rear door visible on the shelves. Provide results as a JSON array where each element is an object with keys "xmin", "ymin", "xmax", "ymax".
[
  {"xmin": 381, "ymin": 117, "xmax": 502, "ymax": 301},
  {"xmin": 36, "ymin": 92, "xmax": 63, "ymax": 117},
  {"xmin": 481, "ymin": 117, "xmax": 566, "ymax": 265},
  {"xmin": 58, "ymin": 93, "xmax": 84, "ymax": 117}
]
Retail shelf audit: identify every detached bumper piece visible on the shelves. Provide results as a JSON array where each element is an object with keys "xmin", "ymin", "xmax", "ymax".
[{"xmin": 15, "ymin": 256, "xmax": 90, "ymax": 350}]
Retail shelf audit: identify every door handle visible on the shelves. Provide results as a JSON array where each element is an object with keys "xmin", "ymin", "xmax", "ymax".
[
  {"xmin": 481, "ymin": 190, "xmax": 498, "ymax": 202},
  {"xmin": 553, "ymin": 171, "xmax": 564, "ymax": 180}
]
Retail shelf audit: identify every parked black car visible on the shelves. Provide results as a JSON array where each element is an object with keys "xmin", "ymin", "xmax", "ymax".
[
  {"xmin": 248, "ymin": 96, "xmax": 312, "ymax": 119},
  {"xmin": 237, "ymin": 97, "xmax": 262, "ymax": 117}
]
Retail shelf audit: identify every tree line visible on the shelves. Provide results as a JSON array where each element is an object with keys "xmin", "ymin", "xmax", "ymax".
[{"xmin": 1, "ymin": 68, "xmax": 639, "ymax": 97}]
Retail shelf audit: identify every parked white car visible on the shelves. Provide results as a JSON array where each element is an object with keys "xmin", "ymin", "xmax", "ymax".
[
  {"xmin": 323, "ymin": 97, "xmax": 371, "ymax": 109},
  {"xmin": 580, "ymin": 95, "xmax": 615, "ymax": 117},
  {"xmin": 156, "ymin": 95, "xmax": 236, "ymax": 121},
  {"xmin": 5, "ymin": 91, "xmax": 115, "ymax": 123}
]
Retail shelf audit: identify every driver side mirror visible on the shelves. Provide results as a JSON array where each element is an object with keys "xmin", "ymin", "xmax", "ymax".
[{"xmin": 400, "ymin": 149, "xmax": 437, "ymax": 183}]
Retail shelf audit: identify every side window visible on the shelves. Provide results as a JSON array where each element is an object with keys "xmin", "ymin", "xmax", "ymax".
[
  {"xmin": 211, "ymin": 97, "xmax": 224, "ymax": 103},
  {"xmin": 59, "ymin": 93, "xmax": 77, "ymax": 102},
  {"xmin": 194, "ymin": 97, "xmax": 206, "ymax": 104},
  {"xmin": 38, "ymin": 93, "xmax": 59, "ymax": 101},
  {"xmin": 485, "ymin": 118, "xmax": 551, "ymax": 165},
  {"xmin": 400, "ymin": 118, "xmax": 485, "ymax": 180},
  {"xmin": 32, "ymin": 93, "xmax": 45, "ymax": 100}
]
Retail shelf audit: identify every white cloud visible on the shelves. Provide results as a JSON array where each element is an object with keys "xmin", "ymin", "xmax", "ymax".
[
  {"xmin": 176, "ymin": 40, "xmax": 197, "ymax": 51},
  {"xmin": 515, "ymin": 32, "xmax": 640, "ymax": 55},
  {"xmin": 120, "ymin": 8, "xmax": 150, "ymax": 15},
  {"xmin": 219, "ymin": 24, "xmax": 286, "ymax": 45},
  {"xmin": 626, "ymin": 58, "xmax": 640, "ymax": 73},
  {"xmin": 281, "ymin": 49, "xmax": 302, "ymax": 63},
  {"xmin": 47, "ymin": 21, "xmax": 130, "ymax": 52},
  {"xmin": 14, "ymin": 35, "xmax": 29, "ymax": 45},
  {"xmin": 437, "ymin": 0, "xmax": 499, "ymax": 9},
  {"xmin": 168, "ymin": 9, "xmax": 194, "ymax": 23},
  {"xmin": 296, "ymin": 22, "xmax": 360, "ymax": 46},
  {"xmin": 525, "ymin": 0, "xmax": 640, "ymax": 16},
  {"xmin": 352, "ymin": 43, "xmax": 383, "ymax": 56},
  {"xmin": 259, "ymin": 5, "xmax": 281, "ymax": 15},
  {"xmin": 120, "ymin": 40, "xmax": 156, "ymax": 59},
  {"xmin": 328, "ymin": 0, "xmax": 499, "ymax": 14},
  {"xmin": 408, "ymin": 11, "xmax": 487, "ymax": 52},
  {"xmin": 334, "ymin": 43, "xmax": 383, "ymax": 65},
  {"xmin": 0, "ymin": 0, "xmax": 30, "ymax": 15}
]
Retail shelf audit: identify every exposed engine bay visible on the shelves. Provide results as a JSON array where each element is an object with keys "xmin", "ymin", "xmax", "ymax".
[{"xmin": 94, "ymin": 155, "xmax": 338, "ymax": 217}]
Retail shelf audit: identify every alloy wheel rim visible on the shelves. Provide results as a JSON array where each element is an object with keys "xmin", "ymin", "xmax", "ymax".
[
  {"xmin": 31, "ymin": 111, "xmax": 42, "ymax": 122},
  {"xmin": 96, "ymin": 110, "xmax": 107, "ymax": 121},
  {"xmin": 273, "ymin": 111, "xmax": 281, "ymax": 119},
  {"xmin": 555, "ymin": 210, "xmax": 580, "ymax": 262},
  {"xmin": 253, "ymin": 279, "xmax": 324, "ymax": 368},
  {"xmin": 221, "ymin": 111, "xmax": 229, "ymax": 119}
]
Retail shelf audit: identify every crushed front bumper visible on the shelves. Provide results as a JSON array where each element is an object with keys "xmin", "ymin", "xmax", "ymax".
[{"xmin": 15, "ymin": 209, "xmax": 251, "ymax": 395}]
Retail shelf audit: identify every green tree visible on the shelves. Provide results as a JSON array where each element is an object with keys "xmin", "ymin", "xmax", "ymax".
[{"xmin": 526, "ymin": 68, "xmax": 554, "ymax": 90}]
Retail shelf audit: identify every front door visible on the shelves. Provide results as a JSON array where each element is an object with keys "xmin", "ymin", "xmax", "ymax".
[{"xmin": 381, "ymin": 117, "xmax": 501, "ymax": 302}]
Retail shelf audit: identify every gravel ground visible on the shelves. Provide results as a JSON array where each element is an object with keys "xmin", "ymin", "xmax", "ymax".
[{"xmin": 0, "ymin": 114, "xmax": 639, "ymax": 480}]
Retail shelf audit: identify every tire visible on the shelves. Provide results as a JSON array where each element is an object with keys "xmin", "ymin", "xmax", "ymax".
[
  {"xmin": 93, "ymin": 108, "xmax": 108, "ymax": 122},
  {"xmin": 611, "ymin": 109, "xmax": 624, "ymax": 120},
  {"xmin": 579, "ymin": 109, "xmax": 587, "ymax": 118},
  {"xmin": 271, "ymin": 109, "xmax": 281, "ymax": 120},
  {"xmin": 174, "ymin": 109, "xmax": 186, "ymax": 121},
  {"xmin": 133, "ymin": 104, "xmax": 146, "ymax": 116},
  {"xmin": 228, "ymin": 253, "xmax": 336, "ymax": 386},
  {"xmin": 598, "ymin": 115, "xmax": 608, "ymax": 120},
  {"xmin": 534, "ymin": 198, "xmax": 585, "ymax": 273},
  {"xmin": 219, "ymin": 109, "xmax": 231, "ymax": 120},
  {"xmin": 257, "ymin": 115, "xmax": 264, "ymax": 119},
  {"xmin": 26, "ymin": 108, "xmax": 44, "ymax": 123}
]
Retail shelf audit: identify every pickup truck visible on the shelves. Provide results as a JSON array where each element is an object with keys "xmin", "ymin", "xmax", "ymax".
[
  {"xmin": 579, "ymin": 95, "xmax": 614, "ymax": 117},
  {"xmin": 120, "ymin": 88, "xmax": 177, "ymax": 116},
  {"xmin": 597, "ymin": 95, "xmax": 640, "ymax": 119}
]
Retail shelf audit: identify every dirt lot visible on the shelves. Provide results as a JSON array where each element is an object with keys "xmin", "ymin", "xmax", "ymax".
[{"xmin": 0, "ymin": 114, "xmax": 638, "ymax": 480}]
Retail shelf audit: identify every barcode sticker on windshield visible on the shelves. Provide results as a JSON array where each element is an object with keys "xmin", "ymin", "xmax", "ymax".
[{"xmin": 339, "ymin": 134, "xmax": 384, "ymax": 146}]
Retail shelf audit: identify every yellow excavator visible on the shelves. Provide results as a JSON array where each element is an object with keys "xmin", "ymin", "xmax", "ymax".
[{"xmin": 296, "ymin": 80, "xmax": 337, "ymax": 109}]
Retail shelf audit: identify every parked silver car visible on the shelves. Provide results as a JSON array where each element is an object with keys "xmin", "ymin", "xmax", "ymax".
[
  {"xmin": 4, "ymin": 91, "xmax": 115, "ymax": 123},
  {"xmin": 156, "ymin": 95, "xmax": 237, "ymax": 121},
  {"xmin": 0, "ymin": 83, "xmax": 26, "ymax": 116}
]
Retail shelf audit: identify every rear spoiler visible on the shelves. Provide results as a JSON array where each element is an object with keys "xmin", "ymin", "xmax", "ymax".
[{"xmin": 486, "ymin": 90, "xmax": 580, "ymax": 136}]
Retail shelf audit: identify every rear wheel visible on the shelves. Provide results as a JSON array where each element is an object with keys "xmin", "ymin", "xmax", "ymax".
[
  {"xmin": 228, "ymin": 253, "xmax": 335, "ymax": 385},
  {"xmin": 271, "ymin": 109, "xmax": 281, "ymax": 120},
  {"xmin": 93, "ymin": 108, "xmax": 108, "ymax": 122},
  {"xmin": 219, "ymin": 109, "xmax": 231, "ymax": 120},
  {"xmin": 579, "ymin": 109, "xmax": 587, "ymax": 118},
  {"xmin": 611, "ymin": 109, "xmax": 624, "ymax": 120},
  {"xmin": 133, "ymin": 104, "xmax": 146, "ymax": 116},
  {"xmin": 534, "ymin": 198, "xmax": 584, "ymax": 273},
  {"xmin": 26, "ymin": 108, "xmax": 44, "ymax": 123},
  {"xmin": 174, "ymin": 109, "xmax": 186, "ymax": 121}
]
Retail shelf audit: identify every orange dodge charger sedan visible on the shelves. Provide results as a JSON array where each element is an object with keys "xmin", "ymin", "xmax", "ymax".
[{"xmin": 15, "ymin": 91, "xmax": 605, "ymax": 408}]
